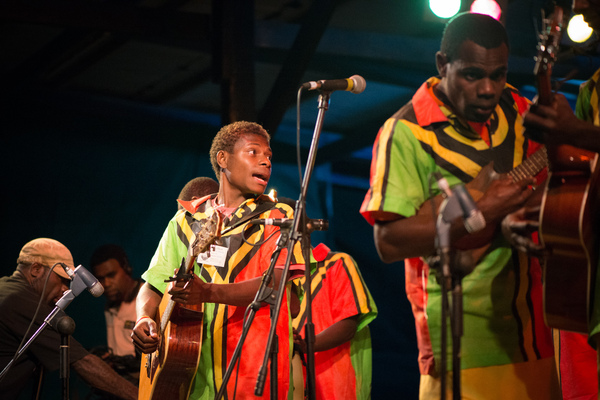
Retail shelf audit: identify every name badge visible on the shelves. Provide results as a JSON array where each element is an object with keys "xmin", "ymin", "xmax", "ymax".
[{"xmin": 197, "ymin": 244, "xmax": 228, "ymax": 268}]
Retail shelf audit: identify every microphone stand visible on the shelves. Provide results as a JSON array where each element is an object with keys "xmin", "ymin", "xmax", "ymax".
[
  {"xmin": 57, "ymin": 316, "xmax": 76, "ymax": 400},
  {"xmin": 215, "ymin": 227, "xmax": 290, "ymax": 400},
  {"xmin": 0, "ymin": 277, "xmax": 85, "ymax": 382},
  {"xmin": 254, "ymin": 90, "xmax": 332, "ymax": 399},
  {"xmin": 435, "ymin": 195, "xmax": 466, "ymax": 400}
]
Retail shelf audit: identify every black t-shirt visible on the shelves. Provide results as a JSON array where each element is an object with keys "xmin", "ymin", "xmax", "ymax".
[{"xmin": 0, "ymin": 272, "xmax": 89, "ymax": 399}]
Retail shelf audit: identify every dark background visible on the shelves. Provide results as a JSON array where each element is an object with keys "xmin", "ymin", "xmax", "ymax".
[{"xmin": 1, "ymin": 0, "xmax": 598, "ymax": 398}]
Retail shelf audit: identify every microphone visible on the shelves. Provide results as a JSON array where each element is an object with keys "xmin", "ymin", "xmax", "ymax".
[
  {"xmin": 250, "ymin": 218, "xmax": 329, "ymax": 231},
  {"xmin": 56, "ymin": 263, "xmax": 104, "ymax": 311},
  {"xmin": 433, "ymin": 172, "xmax": 486, "ymax": 233},
  {"xmin": 451, "ymin": 185, "xmax": 486, "ymax": 233},
  {"xmin": 55, "ymin": 264, "xmax": 105, "ymax": 310},
  {"xmin": 301, "ymin": 75, "xmax": 366, "ymax": 94},
  {"xmin": 64, "ymin": 264, "xmax": 104, "ymax": 297}
]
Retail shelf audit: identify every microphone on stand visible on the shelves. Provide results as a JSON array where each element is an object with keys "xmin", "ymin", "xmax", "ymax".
[
  {"xmin": 433, "ymin": 172, "xmax": 486, "ymax": 233},
  {"xmin": 0, "ymin": 264, "xmax": 105, "ymax": 381},
  {"xmin": 250, "ymin": 218, "xmax": 329, "ymax": 231},
  {"xmin": 452, "ymin": 185, "xmax": 486, "ymax": 233},
  {"xmin": 301, "ymin": 75, "xmax": 366, "ymax": 94},
  {"xmin": 56, "ymin": 264, "xmax": 104, "ymax": 310}
]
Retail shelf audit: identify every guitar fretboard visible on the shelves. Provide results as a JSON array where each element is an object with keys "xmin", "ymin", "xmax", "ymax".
[{"xmin": 508, "ymin": 146, "xmax": 548, "ymax": 181}]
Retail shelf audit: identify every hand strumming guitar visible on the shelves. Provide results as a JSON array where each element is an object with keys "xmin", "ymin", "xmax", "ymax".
[
  {"xmin": 131, "ymin": 283, "xmax": 161, "ymax": 354},
  {"xmin": 501, "ymin": 205, "xmax": 546, "ymax": 258}
]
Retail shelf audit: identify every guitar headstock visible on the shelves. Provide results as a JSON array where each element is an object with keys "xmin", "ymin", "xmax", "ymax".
[
  {"xmin": 189, "ymin": 211, "xmax": 222, "ymax": 262},
  {"xmin": 534, "ymin": 6, "xmax": 564, "ymax": 106},
  {"xmin": 166, "ymin": 211, "xmax": 222, "ymax": 283}
]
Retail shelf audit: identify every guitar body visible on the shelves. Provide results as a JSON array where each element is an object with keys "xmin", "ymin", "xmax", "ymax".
[
  {"xmin": 541, "ymin": 152, "xmax": 600, "ymax": 333},
  {"xmin": 138, "ymin": 295, "xmax": 204, "ymax": 400}
]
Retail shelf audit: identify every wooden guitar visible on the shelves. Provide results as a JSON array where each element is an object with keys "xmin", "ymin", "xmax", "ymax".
[
  {"xmin": 138, "ymin": 211, "xmax": 222, "ymax": 400},
  {"xmin": 536, "ymin": 6, "xmax": 600, "ymax": 333}
]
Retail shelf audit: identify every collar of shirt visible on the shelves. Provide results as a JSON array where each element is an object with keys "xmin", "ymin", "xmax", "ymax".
[{"xmin": 413, "ymin": 76, "xmax": 492, "ymax": 143}]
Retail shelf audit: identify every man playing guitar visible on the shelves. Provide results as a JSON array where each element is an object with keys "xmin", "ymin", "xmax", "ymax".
[{"xmin": 132, "ymin": 121, "xmax": 304, "ymax": 400}]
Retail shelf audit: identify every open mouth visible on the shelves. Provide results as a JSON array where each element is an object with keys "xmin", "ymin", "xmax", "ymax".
[{"xmin": 253, "ymin": 172, "xmax": 269, "ymax": 185}]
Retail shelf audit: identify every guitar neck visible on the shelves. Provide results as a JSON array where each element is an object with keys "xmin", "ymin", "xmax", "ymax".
[
  {"xmin": 160, "ymin": 256, "xmax": 199, "ymax": 334},
  {"xmin": 507, "ymin": 146, "xmax": 548, "ymax": 181},
  {"xmin": 160, "ymin": 300, "xmax": 176, "ymax": 334}
]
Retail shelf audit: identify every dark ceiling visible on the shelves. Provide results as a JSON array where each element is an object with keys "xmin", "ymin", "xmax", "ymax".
[{"xmin": 2, "ymin": 0, "xmax": 600, "ymax": 187}]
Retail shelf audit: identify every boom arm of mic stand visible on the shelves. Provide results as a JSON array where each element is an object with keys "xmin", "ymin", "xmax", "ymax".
[{"xmin": 0, "ymin": 304, "xmax": 68, "ymax": 382}]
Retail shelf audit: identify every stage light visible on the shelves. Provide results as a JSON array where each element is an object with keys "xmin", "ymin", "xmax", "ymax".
[
  {"xmin": 429, "ymin": 0, "xmax": 461, "ymax": 19},
  {"xmin": 567, "ymin": 14, "xmax": 593, "ymax": 43},
  {"xmin": 470, "ymin": 0, "xmax": 502, "ymax": 21}
]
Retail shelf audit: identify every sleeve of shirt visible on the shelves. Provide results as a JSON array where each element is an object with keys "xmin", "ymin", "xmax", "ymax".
[
  {"xmin": 360, "ymin": 117, "xmax": 437, "ymax": 225},
  {"xmin": 142, "ymin": 214, "xmax": 188, "ymax": 294},
  {"xmin": 575, "ymin": 69, "xmax": 600, "ymax": 123},
  {"xmin": 329, "ymin": 255, "xmax": 377, "ymax": 333}
]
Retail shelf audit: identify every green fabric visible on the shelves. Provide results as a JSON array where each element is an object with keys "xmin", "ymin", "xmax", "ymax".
[
  {"xmin": 575, "ymin": 68, "xmax": 600, "ymax": 343},
  {"xmin": 350, "ymin": 327, "xmax": 374, "ymax": 400}
]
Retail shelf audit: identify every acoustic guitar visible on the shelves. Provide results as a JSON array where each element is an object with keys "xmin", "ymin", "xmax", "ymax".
[
  {"xmin": 536, "ymin": 6, "xmax": 600, "ymax": 333},
  {"xmin": 138, "ymin": 211, "xmax": 222, "ymax": 400}
]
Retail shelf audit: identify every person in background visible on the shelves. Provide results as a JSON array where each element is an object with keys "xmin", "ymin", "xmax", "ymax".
[
  {"xmin": 360, "ymin": 12, "xmax": 559, "ymax": 399},
  {"xmin": 89, "ymin": 244, "xmax": 143, "ymax": 396},
  {"xmin": 177, "ymin": 176, "xmax": 219, "ymax": 210},
  {"xmin": 132, "ymin": 121, "xmax": 304, "ymax": 399},
  {"xmin": 292, "ymin": 243, "xmax": 377, "ymax": 400},
  {"xmin": 90, "ymin": 244, "xmax": 142, "ymax": 359},
  {"xmin": 0, "ymin": 238, "xmax": 137, "ymax": 400}
]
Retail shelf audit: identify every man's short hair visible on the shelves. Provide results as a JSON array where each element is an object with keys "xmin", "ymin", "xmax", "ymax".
[
  {"xmin": 177, "ymin": 177, "xmax": 219, "ymax": 210},
  {"xmin": 440, "ymin": 12, "xmax": 509, "ymax": 62},
  {"xmin": 209, "ymin": 121, "xmax": 270, "ymax": 181},
  {"xmin": 90, "ymin": 244, "xmax": 132, "ymax": 276}
]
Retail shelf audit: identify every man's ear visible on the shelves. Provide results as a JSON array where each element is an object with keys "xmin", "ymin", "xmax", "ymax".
[
  {"xmin": 436, "ymin": 51, "xmax": 449, "ymax": 77},
  {"xmin": 29, "ymin": 263, "xmax": 45, "ymax": 279},
  {"xmin": 217, "ymin": 150, "xmax": 227, "ymax": 170}
]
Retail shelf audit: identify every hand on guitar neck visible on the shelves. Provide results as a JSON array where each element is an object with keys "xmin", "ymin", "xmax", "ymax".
[
  {"xmin": 525, "ymin": 93, "xmax": 600, "ymax": 155},
  {"xmin": 168, "ymin": 273, "xmax": 209, "ymax": 305}
]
